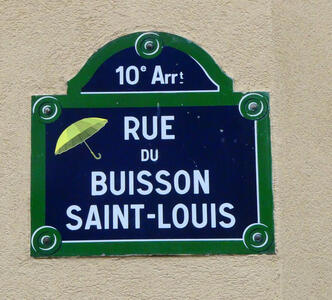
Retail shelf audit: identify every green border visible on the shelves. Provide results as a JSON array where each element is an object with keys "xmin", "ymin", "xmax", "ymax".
[{"xmin": 31, "ymin": 32, "xmax": 274, "ymax": 257}]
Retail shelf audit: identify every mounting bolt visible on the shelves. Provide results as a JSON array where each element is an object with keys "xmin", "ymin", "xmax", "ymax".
[
  {"xmin": 41, "ymin": 236, "xmax": 51, "ymax": 246},
  {"xmin": 144, "ymin": 41, "xmax": 154, "ymax": 50},
  {"xmin": 248, "ymin": 102, "xmax": 258, "ymax": 112},
  {"xmin": 42, "ymin": 105, "xmax": 52, "ymax": 115},
  {"xmin": 253, "ymin": 232, "xmax": 263, "ymax": 243}
]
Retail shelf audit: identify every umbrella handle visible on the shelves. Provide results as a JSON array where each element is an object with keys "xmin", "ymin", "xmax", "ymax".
[
  {"xmin": 91, "ymin": 152, "xmax": 102, "ymax": 160},
  {"xmin": 83, "ymin": 141, "xmax": 102, "ymax": 160}
]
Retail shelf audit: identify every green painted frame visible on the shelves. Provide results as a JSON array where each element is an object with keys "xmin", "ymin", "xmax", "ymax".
[{"xmin": 31, "ymin": 32, "xmax": 274, "ymax": 257}]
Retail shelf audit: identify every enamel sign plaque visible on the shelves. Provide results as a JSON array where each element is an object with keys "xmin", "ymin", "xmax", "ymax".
[{"xmin": 31, "ymin": 32, "xmax": 274, "ymax": 257}]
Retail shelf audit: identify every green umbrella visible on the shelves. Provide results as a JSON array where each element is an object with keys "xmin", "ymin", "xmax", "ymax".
[{"xmin": 55, "ymin": 117, "xmax": 108, "ymax": 160}]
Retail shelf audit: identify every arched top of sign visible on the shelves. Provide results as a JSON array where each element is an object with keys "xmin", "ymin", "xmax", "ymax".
[{"xmin": 67, "ymin": 32, "xmax": 233, "ymax": 95}]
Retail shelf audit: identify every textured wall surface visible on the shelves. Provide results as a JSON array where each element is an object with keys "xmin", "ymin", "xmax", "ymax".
[{"xmin": 0, "ymin": 0, "xmax": 331, "ymax": 299}]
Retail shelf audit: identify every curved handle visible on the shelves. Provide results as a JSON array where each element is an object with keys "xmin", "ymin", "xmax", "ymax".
[
  {"xmin": 83, "ymin": 140, "xmax": 102, "ymax": 160},
  {"xmin": 92, "ymin": 152, "xmax": 102, "ymax": 160}
]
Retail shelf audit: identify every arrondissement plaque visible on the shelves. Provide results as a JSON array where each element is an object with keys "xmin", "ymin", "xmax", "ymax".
[{"xmin": 31, "ymin": 32, "xmax": 274, "ymax": 257}]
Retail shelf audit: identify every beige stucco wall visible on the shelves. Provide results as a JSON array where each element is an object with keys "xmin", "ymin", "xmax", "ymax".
[{"xmin": 0, "ymin": 0, "xmax": 331, "ymax": 299}]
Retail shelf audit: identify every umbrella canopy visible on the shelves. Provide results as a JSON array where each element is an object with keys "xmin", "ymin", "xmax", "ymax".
[{"xmin": 55, "ymin": 117, "xmax": 108, "ymax": 159}]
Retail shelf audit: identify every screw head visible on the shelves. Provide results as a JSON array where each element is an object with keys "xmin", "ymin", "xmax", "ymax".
[
  {"xmin": 41, "ymin": 236, "xmax": 51, "ymax": 246},
  {"xmin": 144, "ymin": 41, "xmax": 154, "ymax": 50},
  {"xmin": 253, "ymin": 232, "xmax": 263, "ymax": 243},
  {"xmin": 248, "ymin": 102, "xmax": 258, "ymax": 112},
  {"xmin": 42, "ymin": 105, "xmax": 52, "ymax": 115}
]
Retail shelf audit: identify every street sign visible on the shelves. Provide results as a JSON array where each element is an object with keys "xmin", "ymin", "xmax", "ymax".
[{"xmin": 31, "ymin": 32, "xmax": 274, "ymax": 257}]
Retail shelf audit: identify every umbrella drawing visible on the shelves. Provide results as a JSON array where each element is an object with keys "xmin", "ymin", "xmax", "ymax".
[{"xmin": 55, "ymin": 117, "xmax": 108, "ymax": 160}]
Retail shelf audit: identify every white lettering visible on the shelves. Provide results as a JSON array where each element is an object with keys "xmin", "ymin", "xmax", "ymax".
[
  {"xmin": 85, "ymin": 205, "xmax": 102, "ymax": 230},
  {"xmin": 137, "ymin": 170, "xmax": 153, "ymax": 195},
  {"xmin": 155, "ymin": 170, "xmax": 172, "ymax": 195},
  {"xmin": 91, "ymin": 171, "xmax": 107, "ymax": 196},
  {"xmin": 219, "ymin": 203, "xmax": 236, "ymax": 228},
  {"xmin": 193, "ymin": 170, "xmax": 210, "ymax": 194},
  {"xmin": 161, "ymin": 116, "xmax": 175, "ymax": 140},
  {"xmin": 110, "ymin": 171, "xmax": 126, "ymax": 195},
  {"xmin": 174, "ymin": 170, "xmax": 190, "ymax": 194},
  {"xmin": 66, "ymin": 205, "xmax": 82, "ymax": 231},
  {"xmin": 130, "ymin": 204, "xmax": 144, "ymax": 229},
  {"xmin": 158, "ymin": 204, "xmax": 171, "ymax": 228},
  {"xmin": 113, "ymin": 204, "xmax": 129, "ymax": 229},
  {"xmin": 124, "ymin": 116, "xmax": 139, "ymax": 140},
  {"xmin": 192, "ymin": 203, "xmax": 208, "ymax": 228},
  {"xmin": 151, "ymin": 65, "xmax": 165, "ymax": 84},
  {"xmin": 172, "ymin": 203, "xmax": 189, "ymax": 229}
]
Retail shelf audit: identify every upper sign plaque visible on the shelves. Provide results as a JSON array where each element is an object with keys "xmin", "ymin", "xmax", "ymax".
[{"xmin": 31, "ymin": 32, "xmax": 274, "ymax": 257}]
